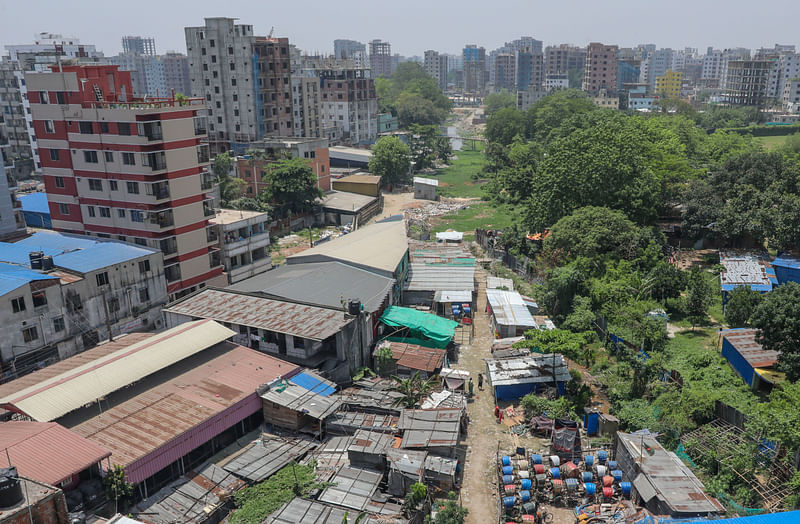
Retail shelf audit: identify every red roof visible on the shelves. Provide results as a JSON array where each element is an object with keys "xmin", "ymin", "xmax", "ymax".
[
  {"xmin": 0, "ymin": 421, "xmax": 111, "ymax": 485},
  {"xmin": 377, "ymin": 342, "xmax": 446, "ymax": 373}
]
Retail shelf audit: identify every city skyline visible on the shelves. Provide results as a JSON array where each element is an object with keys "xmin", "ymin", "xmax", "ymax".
[{"xmin": 1, "ymin": 0, "xmax": 799, "ymax": 58}]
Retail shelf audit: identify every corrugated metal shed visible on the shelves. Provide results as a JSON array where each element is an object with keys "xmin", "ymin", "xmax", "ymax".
[
  {"xmin": 433, "ymin": 290, "xmax": 473, "ymax": 303},
  {"xmin": 485, "ymin": 354, "xmax": 571, "ymax": 387},
  {"xmin": 261, "ymin": 383, "xmax": 342, "ymax": 420},
  {"xmin": 164, "ymin": 288, "xmax": 352, "ymax": 341},
  {"xmin": 317, "ymin": 466, "xmax": 383, "ymax": 511},
  {"xmin": 290, "ymin": 370, "xmax": 337, "ymax": 396},
  {"xmin": 404, "ymin": 263, "xmax": 475, "ymax": 292},
  {"xmin": 0, "ymin": 320, "xmax": 235, "ymax": 421},
  {"xmin": 375, "ymin": 341, "xmax": 446, "ymax": 373},
  {"xmin": 326, "ymin": 411, "xmax": 399, "ymax": 433},
  {"xmin": 0, "ymin": 262, "xmax": 58, "ymax": 296},
  {"xmin": 486, "ymin": 289, "xmax": 537, "ymax": 329},
  {"xmin": 0, "ymin": 421, "xmax": 111, "ymax": 485},
  {"xmin": 617, "ymin": 432, "xmax": 721, "ymax": 516},
  {"xmin": 264, "ymin": 497, "xmax": 393, "ymax": 524},
  {"xmin": 320, "ymin": 191, "xmax": 378, "ymax": 213},
  {"xmin": 721, "ymin": 328, "xmax": 780, "ymax": 369},
  {"xmin": 287, "ymin": 219, "xmax": 408, "ymax": 277},
  {"xmin": 222, "ymin": 436, "xmax": 317, "ymax": 482},
  {"xmin": 424, "ymin": 455, "xmax": 457, "ymax": 476},
  {"xmin": 348, "ymin": 429, "xmax": 394, "ymax": 456},
  {"xmin": 19, "ymin": 192, "xmax": 50, "ymax": 214},
  {"xmin": 387, "ymin": 448, "xmax": 426, "ymax": 478},
  {"xmin": 413, "ymin": 177, "xmax": 438, "ymax": 187},
  {"xmin": 720, "ymin": 253, "xmax": 773, "ymax": 292},
  {"xmin": 399, "ymin": 409, "xmax": 462, "ymax": 449},
  {"xmin": 306, "ymin": 435, "xmax": 355, "ymax": 479},
  {"xmin": 133, "ymin": 463, "xmax": 245, "ymax": 523},
  {"xmin": 228, "ymin": 261, "xmax": 394, "ymax": 314},
  {"xmin": 68, "ymin": 341, "xmax": 298, "ymax": 483},
  {"xmin": 486, "ymin": 276, "xmax": 514, "ymax": 291}
]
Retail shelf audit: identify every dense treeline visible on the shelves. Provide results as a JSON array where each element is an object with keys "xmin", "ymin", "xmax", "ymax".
[{"xmin": 376, "ymin": 63, "xmax": 451, "ymax": 127}]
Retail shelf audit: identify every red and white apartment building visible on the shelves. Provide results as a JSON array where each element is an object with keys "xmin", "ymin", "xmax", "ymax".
[{"xmin": 27, "ymin": 64, "xmax": 226, "ymax": 300}]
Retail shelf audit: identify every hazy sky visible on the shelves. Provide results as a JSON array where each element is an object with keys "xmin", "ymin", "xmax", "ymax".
[{"xmin": 1, "ymin": 0, "xmax": 799, "ymax": 57}]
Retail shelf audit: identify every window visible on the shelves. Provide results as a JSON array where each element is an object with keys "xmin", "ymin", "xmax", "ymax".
[
  {"xmin": 134, "ymin": 237, "xmax": 147, "ymax": 246},
  {"xmin": 83, "ymin": 150, "xmax": 98, "ymax": 163},
  {"xmin": 130, "ymin": 210, "xmax": 144, "ymax": 222},
  {"xmin": 53, "ymin": 317, "xmax": 65, "ymax": 332},
  {"xmin": 117, "ymin": 208, "xmax": 126, "ymax": 218},
  {"xmin": 56, "ymin": 91, "xmax": 66, "ymax": 104},
  {"xmin": 100, "ymin": 121, "xmax": 109, "ymax": 133},
  {"xmin": 122, "ymin": 152, "xmax": 135, "ymax": 165},
  {"xmin": 231, "ymin": 78, "xmax": 236, "ymax": 86},
  {"xmin": 139, "ymin": 287, "xmax": 150, "ymax": 302},
  {"xmin": 109, "ymin": 180, "xmax": 118, "ymax": 191},
  {"xmin": 139, "ymin": 260, "xmax": 151, "ymax": 274},
  {"xmin": 209, "ymin": 39, "xmax": 215, "ymax": 48},
  {"xmin": 203, "ymin": 64, "xmax": 208, "ymax": 71},
  {"xmin": 104, "ymin": 151, "xmax": 114, "ymax": 162},
  {"xmin": 87, "ymin": 206, "xmax": 96, "ymax": 217},
  {"xmin": 201, "ymin": 47, "xmax": 206, "ymax": 55},
  {"xmin": 54, "ymin": 176, "xmax": 65, "ymax": 188},
  {"xmin": 211, "ymin": 55, "xmax": 217, "ymax": 63},
  {"xmin": 49, "ymin": 149, "xmax": 59, "ymax": 161},
  {"xmin": 58, "ymin": 203, "xmax": 69, "ymax": 215},
  {"xmin": 32, "ymin": 291, "xmax": 47, "ymax": 307},
  {"xmin": 44, "ymin": 120, "xmax": 54, "ymax": 133},
  {"xmin": 126, "ymin": 181, "xmax": 139, "ymax": 194},
  {"xmin": 108, "ymin": 297, "xmax": 120, "ymax": 313},
  {"xmin": 233, "ymin": 94, "xmax": 238, "ymax": 102},
  {"xmin": 11, "ymin": 296, "xmax": 25, "ymax": 313},
  {"xmin": 79, "ymin": 121, "xmax": 94, "ymax": 134},
  {"xmin": 88, "ymin": 179, "xmax": 102, "ymax": 191},
  {"xmin": 39, "ymin": 91, "xmax": 49, "ymax": 104},
  {"xmin": 214, "ymin": 86, "xmax": 220, "ymax": 94},
  {"xmin": 99, "ymin": 207, "xmax": 111, "ymax": 218},
  {"xmin": 96, "ymin": 271, "xmax": 109, "ymax": 286},
  {"xmin": 213, "ymin": 71, "xmax": 218, "ymax": 79},
  {"xmin": 229, "ymin": 62, "xmax": 235, "ymax": 71},
  {"xmin": 228, "ymin": 46, "xmax": 233, "ymax": 55},
  {"xmin": 118, "ymin": 122, "xmax": 131, "ymax": 135},
  {"xmin": 22, "ymin": 326, "xmax": 38, "ymax": 343}
]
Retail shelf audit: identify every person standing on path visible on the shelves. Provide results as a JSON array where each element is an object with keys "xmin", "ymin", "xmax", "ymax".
[
  {"xmin": 468, "ymin": 378, "xmax": 474, "ymax": 397},
  {"xmin": 478, "ymin": 373, "xmax": 484, "ymax": 390}
]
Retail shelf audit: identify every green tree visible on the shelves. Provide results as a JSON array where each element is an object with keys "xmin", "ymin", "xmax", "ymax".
[
  {"xmin": 426, "ymin": 499, "xmax": 468, "ymax": 524},
  {"xmin": 484, "ymin": 90, "xmax": 516, "ymax": 116},
  {"xmin": 103, "ymin": 465, "xmax": 134, "ymax": 512},
  {"xmin": 369, "ymin": 136, "xmax": 412, "ymax": 187},
  {"xmin": 396, "ymin": 92, "xmax": 447, "ymax": 127},
  {"xmin": 751, "ymin": 282, "xmax": 800, "ymax": 380},
  {"xmin": 231, "ymin": 462, "xmax": 324, "ymax": 524},
  {"xmin": 544, "ymin": 206, "xmax": 639, "ymax": 260},
  {"xmin": 390, "ymin": 372, "xmax": 436, "ymax": 408},
  {"xmin": 485, "ymin": 107, "xmax": 526, "ymax": 146},
  {"xmin": 685, "ymin": 268, "xmax": 713, "ymax": 328},
  {"xmin": 434, "ymin": 136, "xmax": 452, "ymax": 164},
  {"xmin": 567, "ymin": 69, "xmax": 584, "ymax": 89},
  {"xmin": 725, "ymin": 286, "xmax": 763, "ymax": 327},
  {"xmin": 488, "ymin": 138, "xmax": 542, "ymax": 203},
  {"xmin": 260, "ymin": 157, "xmax": 323, "ymax": 217},
  {"xmin": 212, "ymin": 152, "xmax": 247, "ymax": 206},
  {"xmin": 561, "ymin": 295, "xmax": 596, "ymax": 334},
  {"xmin": 407, "ymin": 124, "xmax": 440, "ymax": 170},
  {"xmin": 513, "ymin": 328, "xmax": 593, "ymax": 365},
  {"xmin": 748, "ymin": 381, "xmax": 800, "ymax": 459},
  {"xmin": 402, "ymin": 482, "xmax": 428, "ymax": 516},
  {"xmin": 375, "ymin": 344, "xmax": 394, "ymax": 376}
]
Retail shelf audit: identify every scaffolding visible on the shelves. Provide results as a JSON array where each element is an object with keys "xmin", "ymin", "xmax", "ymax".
[{"xmin": 680, "ymin": 419, "xmax": 795, "ymax": 511}]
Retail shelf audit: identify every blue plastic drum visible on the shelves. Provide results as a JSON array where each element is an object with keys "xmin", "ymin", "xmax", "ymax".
[
  {"xmin": 520, "ymin": 478, "xmax": 533, "ymax": 490},
  {"xmin": 550, "ymin": 467, "xmax": 560, "ymax": 479},
  {"xmin": 584, "ymin": 455, "xmax": 594, "ymax": 467},
  {"xmin": 612, "ymin": 470, "xmax": 623, "ymax": 482},
  {"xmin": 520, "ymin": 490, "xmax": 531, "ymax": 502},
  {"xmin": 502, "ymin": 474, "xmax": 514, "ymax": 485},
  {"xmin": 608, "ymin": 460, "xmax": 618, "ymax": 470},
  {"xmin": 531, "ymin": 454, "xmax": 543, "ymax": 465},
  {"xmin": 597, "ymin": 450, "xmax": 608, "ymax": 463},
  {"xmin": 502, "ymin": 456, "xmax": 511, "ymax": 467},
  {"xmin": 620, "ymin": 481, "xmax": 632, "ymax": 497},
  {"xmin": 582, "ymin": 471, "xmax": 593, "ymax": 482},
  {"xmin": 503, "ymin": 496, "xmax": 515, "ymax": 508},
  {"xmin": 584, "ymin": 482, "xmax": 597, "ymax": 496},
  {"xmin": 503, "ymin": 466, "xmax": 514, "ymax": 475}
]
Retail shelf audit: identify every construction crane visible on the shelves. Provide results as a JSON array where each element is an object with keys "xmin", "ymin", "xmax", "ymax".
[{"xmin": 267, "ymin": 26, "xmax": 274, "ymax": 39}]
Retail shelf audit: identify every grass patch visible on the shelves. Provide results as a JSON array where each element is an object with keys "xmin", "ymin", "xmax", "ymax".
[
  {"xmin": 754, "ymin": 134, "xmax": 793, "ymax": 150},
  {"xmin": 430, "ymin": 202, "xmax": 516, "ymax": 239},
  {"xmin": 435, "ymin": 149, "xmax": 487, "ymax": 198}
]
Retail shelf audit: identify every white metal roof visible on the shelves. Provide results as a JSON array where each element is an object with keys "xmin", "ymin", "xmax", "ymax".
[
  {"xmin": 485, "ymin": 354, "xmax": 571, "ymax": 387},
  {"xmin": 486, "ymin": 276, "xmax": 514, "ymax": 291},
  {"xmin": 413, "ymin": 177, "xmax": 439, "ymax": 187},
  {"xmin": 435, "ymin": 231, "xmax": 463, "ymax": 241},
  {"xmin": 405, "ymin": 263, "xmax": 475, "ymax": 292},
  {"xmin": 486, "ymin": 289, "xmax": 537, "ymax": 328},
  {"xmin": 433, "ymin": 290, "xmax": 473, "ymax": 303},
  {"xmin": 0, "ymin": 320, "xmax": 235, "ymax": 421}
]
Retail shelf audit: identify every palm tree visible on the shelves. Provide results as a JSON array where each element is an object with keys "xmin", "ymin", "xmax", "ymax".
[{"xmin": 390, "ymin": 372, "xmax": 437, "ymax": 408}]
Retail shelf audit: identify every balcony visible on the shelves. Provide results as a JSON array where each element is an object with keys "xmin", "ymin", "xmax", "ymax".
[
  {"xmin": 149, "ymin": 181, "xmax": 170, "ymax": 200},
  {"xmin": 203, "ymin": 201, "xmax": 215, "ymax": 217},
  {"xmin": 201, "ymin": 172, "xmax": 215, "ymax": 191},
  {"xmin": 206, "ymin": 226, "xmax": 219, "ymax": 244},
  {"xmin": 197, "ymin": 145, "xmax": 210, "ymax": 164},
  {"xmin": 140, "ymin": 121, "xmax": 163, "ymax": 141},
  {"xmin": 159, "ymin": 237, "xmax": 178, "ymax": 255},
  {"xmin": 194, "ymin": 116, "xmax": 207, "ymax": 136},
  {"xmin": 209, "ymin": 249, "xmax": 222, "ymax": 268},
  {"xmin": 149, "ymin": 210, "xmax": 174, "ymax": 228},
  {"xmin": 165, "ymin": 264, "xmax": 182, "ymax": 283},
  {"xmin": 142, "ymin": 151, "xmax": 167, "ymax": 171}
]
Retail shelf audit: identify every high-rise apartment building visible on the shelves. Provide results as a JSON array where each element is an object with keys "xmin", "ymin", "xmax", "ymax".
[
  {"xmin": 369, "ymin": 40, "xmax": 392, "ymax": 78},
  {"xmin": 253, "ymin": 37, "xmax": 294, "ymax": 137},
  {"xmin": 121, "ymin": 36, "xmax": 156, "ymax": 56},
  {"xmin": 655, "ymin": 70, "xmax": 683, "ymax": 98},
  {"xmin": 515, "ymin": 49, "xmax": 544, "ymax": 92},
  {"xmin": 719, "ymin": 48, "xmax": 752, "ymax": 90},
  {"xmin": 6, "ymin": 33, "xmax": 104, "ymax": 72},
  {"xmin": 161, "ymin": 52, "xmax": 191, "ymax": 96},
  {"xmin": 424, "ymin": 50, "xmax": 448, "ymax": 91},
  {"xmin": 724, "ymin": 60, "xmax": 771, "ymax": 106},
  {"xmin": 583, "ymin": 43, "xmax": 618, "ymax": 94},
  {"xmin": 320, "ymin": 68, "xmax": 377, "ymax": 145},
  {"xmin": 0, "ymin": 62, "xmax": 33, "ymax": 168},
  {"xmin": 463, "ymin": 45, "xmax": 486, "ymax": 94},
  {"xmin": 292, "ymin": 76, "xmax": 322, "ymax": 138},
  {"xmin": 494, "ymin": 53, "xmax": 516, "ymax": 91},
  {"xmin": 334, "ymin": 39, "xmax": 366, "ymax": 60},
  {"xmin": 185, "ymin": 17, "xmax": 259, "ymax": 153},
  {"xmin": 27, "ymin": 64, "xmax": 225, "ymax": 299},
  {"xmin": 545, "ymin": 44, "xmax": 586, "ymax": 76},
  {"xmin": 0, "ymin": 123, "xmax": 26, "ymax": 240},
  {"xmin": 640, "ymin": 48, "xmax": 674, "ymax": 90}
]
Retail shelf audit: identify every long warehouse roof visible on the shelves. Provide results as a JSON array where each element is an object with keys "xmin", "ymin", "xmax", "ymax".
[{"xmin": 0, "ymin": 320, "xmax": 234, "ymax": 421}]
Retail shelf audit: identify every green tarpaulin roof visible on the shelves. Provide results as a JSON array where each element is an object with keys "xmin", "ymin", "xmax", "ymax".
[{"xmin": 379, "ymin": 306, "xmax": 458, "ymax": 348}]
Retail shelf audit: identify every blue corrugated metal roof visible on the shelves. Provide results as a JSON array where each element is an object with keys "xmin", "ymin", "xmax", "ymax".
[
  {"xmin": 53, "ymin": 242, "xmax": 153, "ymax": 273},
  {"xmin": 18, "ymin": 193, "xmax": 50, "ymax": 214},
  {"xmin": 721, "ymin": 283, "xmax": 773, "ymax": 292},
  {"xmin": 771, "ymin": 256, "xmax": 800, "ymax": 269},
  {"xmin": 672, "ymin": 510, "xmax": 800, "ymax": 523},
  {"xmin": 0, "ymin": 263, "xmax": 58, "ymax": 296},
  {"xmin": 5, "ymin": 232, "xmax": 156, "ymax": 273},
  {"xmin": 290, "ymin": 371, "xmax": 336, "ymax": 397}
]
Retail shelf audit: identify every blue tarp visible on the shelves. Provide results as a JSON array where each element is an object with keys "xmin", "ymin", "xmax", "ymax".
[
  {"xmin": 290, "ymin": 371, "xmax": 335, "ymax": 397},
  {"xmin": 19, "ymin": 193, "xmax": 51, "ymax": 229},
  {"xmin": 635, "ymin": 511, "xmax": 800, "ymax": 523}
]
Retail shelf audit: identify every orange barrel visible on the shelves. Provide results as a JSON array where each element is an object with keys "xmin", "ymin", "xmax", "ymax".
[
  {"xmin": 602, "ymin": 486, "xmax": 614, "ymax": 499},
  {"xmin": 602, "ymin": 475, "xmax": 614, "ymax": 487}
]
